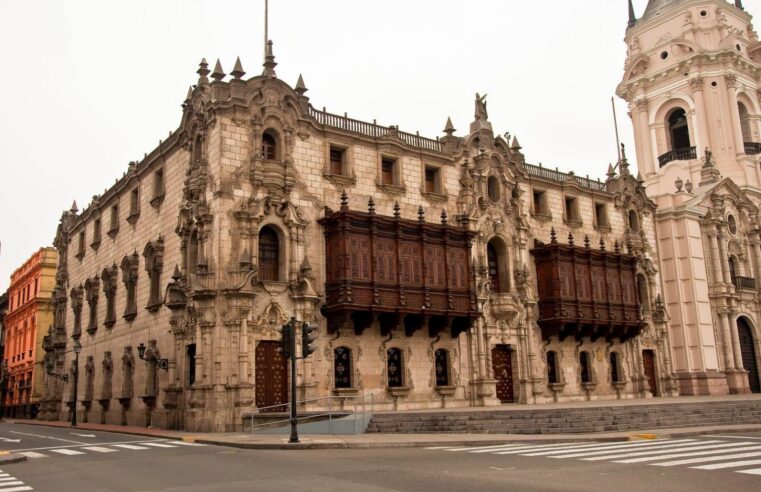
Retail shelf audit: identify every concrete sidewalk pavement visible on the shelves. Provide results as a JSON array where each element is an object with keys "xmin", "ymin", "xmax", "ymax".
[{"xmin": 8, "ymin": 419, "xmax": 761, "ymax": 450}]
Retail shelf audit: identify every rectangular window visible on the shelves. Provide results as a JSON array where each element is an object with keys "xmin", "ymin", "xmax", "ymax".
[
  {"xmin": 153, "ymin": 169, "xmax": 164, "ymax": 198},
  {"xmin": 533, "ymin": 190, "xmax": 547, "ymax": 215},
  {"xmin": 424, "ymin": 166, "xmax": 440, "ymax": 194},
  {"xmin": 329, "ymin": 147, "xmax": 345, "ymax": 176},
  {"xmin": 595, "ymin": 202, "xmax": 608, "ymax": 228},
  {"xmin": 78, "ymin": 231, "xmax": 85, "ymax": 255},
  {"xmin": 93, "ymin": 218, "xmax": 101, "ymax": 243},
  {"xmin": 381, "ymin": 157, "xmax": 397, "ymax": 186},
  {"xmin": 565, "ymin": 196, "xmax": 579, "ymax": 222},
  {"xmin": 130, "ymin": 188, "xmax": 139, "ymax": 215},
  {"xmin": 187, "ymin": 344, "xmax": 197, "ymax": 386},
  {"xmin": 110, "ymin": 204, "xmax": 118, "ymax": 230}
]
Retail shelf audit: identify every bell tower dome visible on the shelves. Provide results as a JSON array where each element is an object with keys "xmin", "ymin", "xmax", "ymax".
[{"xmin": 617, "ymin": 0, "xmax": 760, "ymax": 195}]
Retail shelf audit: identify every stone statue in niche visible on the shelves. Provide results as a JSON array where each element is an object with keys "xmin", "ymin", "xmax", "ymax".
[
  {"xmin": 101, "ymin": 351, "xmax": 113, "ymax": 400},
  {"xmin": 121, "ymin": 346, "xmax": 135, "ymax": 399}
]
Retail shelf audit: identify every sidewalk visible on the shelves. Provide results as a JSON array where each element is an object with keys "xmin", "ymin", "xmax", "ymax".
[{"xmin": 9, "ymin": 419, "xmax": 761, "ymax": 450}]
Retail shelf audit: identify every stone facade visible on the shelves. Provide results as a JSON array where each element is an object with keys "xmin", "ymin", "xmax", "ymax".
[
  {"xmin": 3, "ymin": 247, "xmax": 57, "ymax": 418},
  {"xmin": 41, "ymin": 45, "xmax": 676, "ymax": 432},
  {"xmin": 619, "ymin": 0, "xmax": 761, "ymax": 395}
]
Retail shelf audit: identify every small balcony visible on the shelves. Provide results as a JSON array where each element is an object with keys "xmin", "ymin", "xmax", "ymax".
[
  {"xmin": 744, "ymin": 142, "xmax": 761, "ymax": 155},
  {"xmin": 732, "ymin": 276, "xmax": 756, "ymax": 290},
  {"xmin": 658, "ymin": 146, "xmax": 697, "ymax": 167}
]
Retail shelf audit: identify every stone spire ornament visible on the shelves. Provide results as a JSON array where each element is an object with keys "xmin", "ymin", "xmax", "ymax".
[
  {"xmin": 511, "ymin": 136, "xmax": 521, "ymax": 151},
  {"xmin": 736, "ymin": 0, "xmax": 745, "ymax": 10},
  {"xmin": 368, "ymin": 197, "xmax": 375, "ymax": 215},
  {"xmin": 607, "ymin": 163, "xmax": 616, "ymax": 179},
  {"xmin": 619, "ymin": 143, "xmax": 630, "ymax": 175},
  {"xmin": 628, "ymin": 0, "xmax": 637, "ymax": 29},
  {"xmin": 418, "ymin": 205, "xmax": 426, "ymax": 223},
  {"xmin": 230, "ymin": 57, "xmax": 246, "ymax": 79},
  {"xmin": 443, "ymin": 117, "xmax": 456, "ymax": 136},
  {"xmin": 262, "ymin": 40, "xmax": 277, "ymax": 78},
  {"xmin": 440, "ymin": 209, "xmax": 448, "ymax": 225},
  {"xmin": 393, "ymin": 201, "xmax": 401, "ymax": 220},
  {"xmin": 70, "ymin": 200, "xmax": 79, "ymax": 213},
  {"xmin": 295, "ymin": 74, "xmax": 308, "ymax": 96},
  {"xmin": 184, "ymin": 86, "xmax": 193, "ymax": 102},
  {"xmin": 550, "ymin": 227, "xmax": 557, "ymax": 244},
  {"xmin": 197, "ymin": 58, "xmax": 210, "ymax": 86},
  {"xmin": 340, "ymin": 190, "xmax": 349, "ymax": 212},
  {"xmin": 211, "ymin": 59, "xmax": 225, "ymax": 82}
]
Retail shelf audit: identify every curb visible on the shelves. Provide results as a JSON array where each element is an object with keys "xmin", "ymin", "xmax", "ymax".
[
  {"xmin": 0, "ymin": 454, "xmax": 27, "ymax": 465},
  {"xmin": 9, "ymin": 420, "xmax": 187, "ymax": 442}
]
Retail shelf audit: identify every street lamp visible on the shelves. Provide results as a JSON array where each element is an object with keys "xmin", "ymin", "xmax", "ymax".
[
  {"xmin": 137, "ymin": 343, "xmax": 169, "ymax": 370},
  {"xmin": 71, "ymin": 339, "xmax": 81, "ymax": 427}
]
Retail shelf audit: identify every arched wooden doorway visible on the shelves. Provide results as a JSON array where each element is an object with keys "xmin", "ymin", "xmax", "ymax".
[
  {"xmin": 491, "ymin": 345, "xmax": 514, "ymax": 403},
  {"xmin": 737, "ymin": 317, "xmax": 760, "ymax": 393}
]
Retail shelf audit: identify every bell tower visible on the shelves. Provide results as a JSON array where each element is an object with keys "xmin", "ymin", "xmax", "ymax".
[{"xmin": 618, "ymin": 0, "xmax": 761, "ymax": 196}]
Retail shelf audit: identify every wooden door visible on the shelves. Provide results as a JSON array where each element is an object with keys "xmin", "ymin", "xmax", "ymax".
[
  {"xmin": 492, "ymin": 345, "xmax": 514, "ymax": 403},
  {"xmin": 642, "ymin": 350, "xmax": 658, "ymax": 397},
  {"xmin": 255, "ymin": 341, "xmax": 288, "ymax": 412},
  {"xmin": 738, "ymin": 320, "xmax": 761, "ymax": 394}
]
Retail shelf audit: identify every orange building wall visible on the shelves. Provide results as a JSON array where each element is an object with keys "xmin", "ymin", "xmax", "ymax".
[{"xmin": 3, "ymin": 247, "xmax": 57, "ymax": 417}]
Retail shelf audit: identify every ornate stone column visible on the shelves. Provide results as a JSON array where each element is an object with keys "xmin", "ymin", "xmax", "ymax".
[
  {"xmin": 719, "ymin": 308, "xmax": 736, "ymax": 371},
  {"xmin": 718, "ymin": 228, "xmax": 732, "ymax": 285},
  {"xmin": 634, "ymin": 99, "xmax": 654, "ymax": 173},
  {"xmin": 726, "ymin": 75, "xmax": 746, "ymax": 154},
  {"xmin": 239, "ymin": 314, "xmax": 250, "ymax": 385},
  {"xmin": 709, "ymin": 229, "xmax": 724, "ymax": 286},
  {"xmin": 690, "ymin": 78, "xmax": 711, "ymax": 157},
  {"xmin": 729, "ymin": 310, "xmax": 744, "ymax": 371}
]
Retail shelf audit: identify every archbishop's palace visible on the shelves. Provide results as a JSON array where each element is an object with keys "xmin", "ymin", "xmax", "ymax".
[{"xmin": 37, "ymin": 0, "xmax": 761, "ymax": 431}]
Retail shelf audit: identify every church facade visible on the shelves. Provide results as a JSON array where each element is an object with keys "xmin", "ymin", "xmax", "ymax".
[
  {"xmin": 619, "ymin": 0, "xmax": 761, "ymax": 395},
  {"xmin": 37, "ymin": 1, "xmax": 761, "ymax": 433}
]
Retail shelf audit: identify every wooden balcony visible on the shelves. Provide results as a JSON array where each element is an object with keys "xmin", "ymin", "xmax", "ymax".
[
  {"xmin": 530, "ymin": 230, "xmax": 643, "ymax": 343},
  {"xmin": 319, "ymin": 195, "xmax": 478, "ymax": 338},
  {"xmin": 658, "ymin": 146, "xmax": 697, "ymax": 167}
]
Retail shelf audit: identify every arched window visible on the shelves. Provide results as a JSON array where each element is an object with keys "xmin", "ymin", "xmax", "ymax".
[
  {"xmin": 387, "ymin": 348, "xmax": 404, "ymax": 388},
  {"xmin": 193, "ymin": 135, "xmax": 203, "ymax": 162},
  {"xmin": 610, "ymin": 352, "xmax": 622, "ymax": 383},
  {"xmin": 334, "ymin": 347, "xmax": 352, "ymax": 389},
  {"xmin": 262, "ymin": 131, "xmax": 277, "ymax": 160},
  {"xmin": 739, "ymin": 102, "xmax": 752, "ymax": 143},
  {"xmin": 580, "ymin": 351, "xmax": 592, "ymax": 384},
  {"xmin": 487, "ymin": 176, "xmax": 501, "ymax": 202},
  {"xmin": 637, "ymin": 274, "xmax": 650, "ymax": 313},
  {"xmin": 628, "ymin": 210, "xmax": 640, "ymax": 232},
  {"xmin": 434, "ymin": 349, "xmax": 450, "ymax": 387},
  {"xmin": 487, "ymin": 238, "xmax": 509, "ymax": 293},
  {"xmin": 667, "ymin": 108, "xmax": 691, "ymax": 151},
  {"xmin": 258, "ymin": 226, "xmax": 280, "ymax": 281},
  {"xmin": 547, "ymin": 350, "xmax": 559, "ymax": 384}
]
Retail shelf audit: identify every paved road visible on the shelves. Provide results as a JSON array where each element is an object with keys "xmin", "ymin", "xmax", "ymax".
[{"xmin": 0, "ymin": 422, "xmax": 760, "ymax": 491}]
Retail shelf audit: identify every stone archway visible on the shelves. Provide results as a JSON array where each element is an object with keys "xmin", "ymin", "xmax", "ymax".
[{"xmin": 737, "ymin": 317, "xmax": 761, "ymax": 394}]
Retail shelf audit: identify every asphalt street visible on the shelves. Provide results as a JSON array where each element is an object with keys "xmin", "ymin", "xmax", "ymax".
[{"xmin": 0, "ymin": 422, "xmax": 760, "ymax": 491}]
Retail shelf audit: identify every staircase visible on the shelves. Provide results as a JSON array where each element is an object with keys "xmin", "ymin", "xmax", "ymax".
[{"xmin": 366, "ymin": 398, "xmax": 761, "ymax": 434}]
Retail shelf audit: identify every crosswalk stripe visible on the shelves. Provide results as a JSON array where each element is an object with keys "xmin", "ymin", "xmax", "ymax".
[
  {"xmin": 0, "ymin": 487, "xmax": 33, "ymax": 492},
  {"xmin": 542, "ymin": 440, "xmax": 712, "ymax": 459},
  {"xmin": 0, "ymin": 475, "xmax": 10, "ymax": 478},
  {"xmin": 0, "ymin": 483, "xmax": 27, "ymax": 489},
  {"xmin": 111, "ymin": 444, "xmax": 148, "ymax": 450},
  {"xmin": 651, "ymin": 448, "xmax": 761, "ymax": 467},
  {"xmin": 693, "ymin": 458, "xmax": 761, "ymax": 470},
  {"xmin": 737, "ymin": 468, "xmax": 761, "ymax": 475},
  {"xmin": 468, "ymin": 445, "xmax": 535, "ymax": 453},
  {"xmin": 486, "ymin": 443, "xmax": 605, "ymax": 454},
  {"xmin": 18, "ymin": 452, "xmax": 47, "ymax": 459},
  {"xmin": 424, "ymin": 446, "xmax": 451, "ymax": 450},
  {"xmin": 579, "ymin": 442, "xmax": 740, "ymax": 461},
  {"xmin": 172, "ymin": 441, "xmax": 205, "ymax": 446},
  {"xmin": 141, "ymin": 442, "xmax": 177, "ymax": 448},
  {"xmin": 614, "ymin": 445, "xmax": 761, "ymax": 464},
  {"xmin": 0, "ymin": 478, "xmax": 20, "ymax": 482},
  {"xmin": 82, "ymin": 446, "xmax": 117, "ymax": 453},
  {"xmin": 447, "ymin": 442, "xmax": 551, "ymax": 452},
  {"xmin": 513, "ymin": 439, "xmax": 698, "ymax": 457},
  {"xmin": 51, "ymin": 449, "xmax": 85, "ymax": 456}
]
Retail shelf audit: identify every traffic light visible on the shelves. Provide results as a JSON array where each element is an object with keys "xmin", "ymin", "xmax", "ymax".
[
  {"xmin": 301, "ymin": 322, "xmax": 317, "ymax": 358},
  {"xmin": 279, "ymin": 322, "xmax": 292, "ymax": 358}
]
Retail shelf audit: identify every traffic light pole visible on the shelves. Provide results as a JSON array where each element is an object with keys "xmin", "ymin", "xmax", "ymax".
[{"xmin": 288, "ymin": 318, "xmax": 299, "ymax": 444}]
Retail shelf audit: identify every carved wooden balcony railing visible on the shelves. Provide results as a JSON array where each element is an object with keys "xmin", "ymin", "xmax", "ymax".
[
  {"xmin": 744, "ymin": 142, "xmax": 761, "ymax": 155},
  {"xmin": 319, "ymin": 196, "xmax": 478, "ymax": 338},
  {"xmin": 531, "ymin": 230, "xmax": 643, "ymax": 343},
  {"xmin": 733, "ymin": 276, "xmax": 757, "ymax": 290},
  {"xmin": 658, "ymin": 146, "xmax": 697, "ymax": 167}
]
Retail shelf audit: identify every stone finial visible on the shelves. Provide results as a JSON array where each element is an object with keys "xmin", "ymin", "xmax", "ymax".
[
  {"xmin": 568, "ymin": 232, "xmax": 575, "ymax": 246},
  {"xmin": 295, "ymin": 74, "xmax": 308, "ymax": 96},
  {"xmin": 614, "ymin": 240, "xmax": 620, "ymax": 253},
  {"xmin": 368, "ymin": 197, "xmax": 376, "ymax": 215},
  {"xmin": 550, "ymin": 227, "xmax": 557, "ymax": 244},
  {"xmin": 262, "ymin": 40, "xmax": 277, "ymax": 78},
  {"xmin": 736, "ymin": 0, "xmax": 745, "ymax": 10},
  {"xmin": 441, "ymin": 209, "xmax": 448, "ymax": 225},
  {"xmin": 70, "ymin": 200, "xmax": 79, "ymax": 213},
  {"xmin": 185, "ymin": 86, "xmax": 194, "ymax": 102},
  {"xmin": 675, "ymin": 177, "xmax": 684, "ymax": 193},
  {"xmin": 418, "ymin": 205, "xmax": 426, "ymax": 223},
  {"xmin": 607, "ymin": 163, "xmax": 616, "ymax": 179},
  {"xmin": 599, "ymin": 238, "xmax": 606, "ymax": 252},
  {"xmin": 340, "ymin": 190, "xmax": 349, "ymax": 212},
  {"xmin": 619, "ymin": 144, "xmax": 630, "ymax": 175},
  {"xmin": 211, "ymin": 59, "xmax": 225, "ymax": 81},
  {"xmin": 443, "ymin": 117, "xmax": 456, "ymax": 136},
  {"xmin": 584, "ymin": 235, "xmax": 591, "ymax": 249},
  {"xmin": 230, "ymin": 57, "xmax": 246, "ymax": 79},
  {"xmin": 393, "ymin": 201, "xmax": 401, "ymax": 220},
  {"xmin": 197, "ymin": 58, "xmax": 210, "ymax": 85},
  {"xmin": 511, "ymin": 136, "xmax": 521, "ymax": 151},
  {"xmin": 628, "ymin": 0, "xmax": 637, "ymax": 29},
  {"xmin": 685, "ymin": 179, "xmax": 693, "ymax": 193},
  {"xmin": 172, "ymin": 265, "xmax": 182, "ymax": 281}
]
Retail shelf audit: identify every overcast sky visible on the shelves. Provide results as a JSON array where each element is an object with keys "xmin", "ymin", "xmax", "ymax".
[{"xmin": 1, "ymin": 0, "xmax": 757, "ymax": 292}]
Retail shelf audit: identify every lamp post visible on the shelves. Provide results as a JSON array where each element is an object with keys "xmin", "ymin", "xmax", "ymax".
[{"xmin": 71, "ymin": 339, "xmax": 81, "ymax": 427}]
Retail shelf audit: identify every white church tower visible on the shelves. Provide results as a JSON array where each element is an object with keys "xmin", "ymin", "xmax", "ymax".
[{"xmin": 618, "ymin": 0, "xmax": 761, "ymax": 395}]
